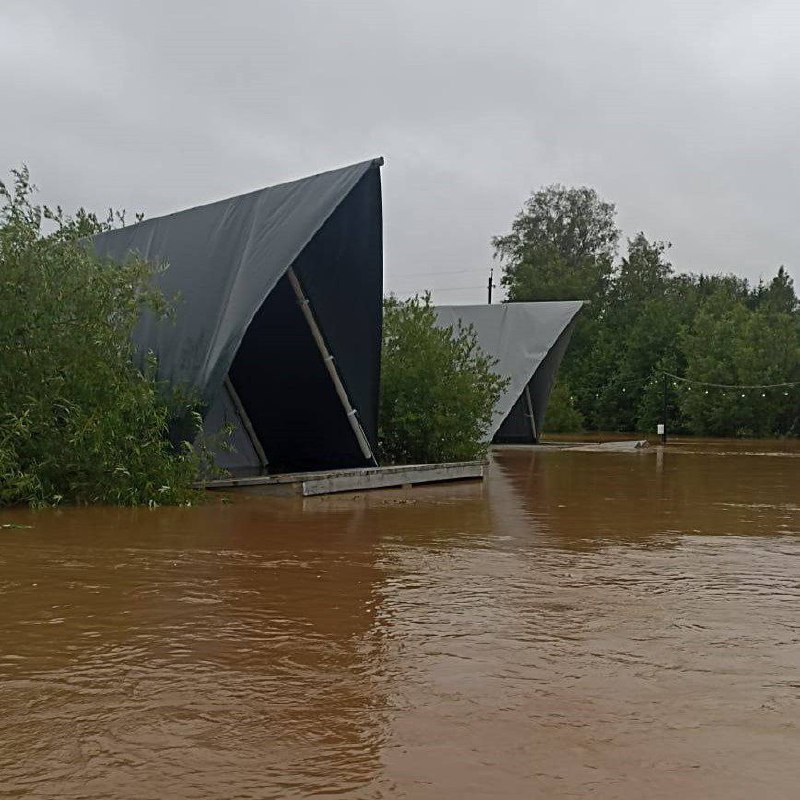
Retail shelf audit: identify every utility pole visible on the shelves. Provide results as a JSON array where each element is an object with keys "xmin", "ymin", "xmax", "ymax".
[
  {"xmin": 487, "ymin": 268, "xmax": 496, "ymax": 304},
  {"xmin": 661, "ymin": 372, "xmax": 668, "ymax": 444}
]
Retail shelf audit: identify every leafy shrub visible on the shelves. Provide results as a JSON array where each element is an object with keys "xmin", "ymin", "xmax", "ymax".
[
  {"xmin": 379, "ymin": 294, "xmax": 507, "ymax": 464},
  {"xmin": 541, "ymin": 380, "xmax": 584, "ymax": 433},
  {"xmin": 0, "ymin": 167, "xmax": 205, "ymax": 507}
]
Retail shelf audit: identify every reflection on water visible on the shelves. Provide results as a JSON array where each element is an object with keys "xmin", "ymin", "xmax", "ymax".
[{"xmin": 2, "ymin": 442, "xmax": 800, "ymax": 798}]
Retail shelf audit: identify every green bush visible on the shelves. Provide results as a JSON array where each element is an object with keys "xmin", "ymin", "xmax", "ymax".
[
  {"xmin": 541, "ymin": 380, "xmax": 584, "ymax": 433},
  {"xmin": 0, "ymin": 167, "xmax": 205, "ymax": 507},
  {"xmin": 378, "ymin": 294, "xmax": 507, "ymax": 464}
]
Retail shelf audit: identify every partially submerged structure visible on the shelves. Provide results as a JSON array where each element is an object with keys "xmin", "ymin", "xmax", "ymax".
[
  {"xmin": 434, "ymin": 302, "xmax": 583, "ymax": 443},
  {"xmin": 94, "ymin": 159, "xmax": 384, "ymax": 475}
]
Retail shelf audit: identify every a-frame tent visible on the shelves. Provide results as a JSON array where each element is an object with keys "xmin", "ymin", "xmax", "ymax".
[
  {"xmin": 93, "ymin": 158, "xmax": 384, "ymax": 475},
  {"xmin": 433, "ymin": 302, "xmax": 583, "ymax": 443}
]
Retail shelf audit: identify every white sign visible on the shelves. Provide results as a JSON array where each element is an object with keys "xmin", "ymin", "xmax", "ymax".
[{"xmin": 657, "ymin": 424, "xmax": 665, "ymax": 435}]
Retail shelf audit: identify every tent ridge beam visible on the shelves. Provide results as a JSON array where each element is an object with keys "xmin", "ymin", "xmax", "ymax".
[{"xmin": 286, "ymin": 267, "xmax": 377, "ymax": 465}]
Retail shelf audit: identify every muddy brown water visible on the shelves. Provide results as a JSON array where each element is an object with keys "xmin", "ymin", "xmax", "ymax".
[{"xmin": 2, "ymin": 440, "xmax": 800, "ymax": 799}]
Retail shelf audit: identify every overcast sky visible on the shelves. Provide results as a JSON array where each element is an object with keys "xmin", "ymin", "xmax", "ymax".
[{"xmin": 2, "ymin": 0, "xmax": 799, "ymax": 303}]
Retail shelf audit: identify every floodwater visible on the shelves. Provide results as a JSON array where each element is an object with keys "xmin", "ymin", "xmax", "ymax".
[{"xmin": 2, "ymin": 440, "xmax": 800, "ymax": 799}]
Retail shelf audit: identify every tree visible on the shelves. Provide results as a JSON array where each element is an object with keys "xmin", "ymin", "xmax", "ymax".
[
  {"xmin": 491, "ymin": 180, "xmax": 800, "ymax": 438},
  {"xmin": 565, "ymin": 233, "xmax": 685, "ymax": 431},
  {"xmin": 492, "ymin": 184, "xmax": 620, "ymax": 303},
  {"xmin": 752, "ymin": 266, "xmax": 797, "ymax": 314},
  {"xmin": 379, "ymin": 294, "xmax": 507, "ymax": 464},
  {"xmin": 541, "ymin": 379, "xmax": 584, "ymax": 433},
  {"xmin": 680, "ymin": 293, "xmax": 800, "ymax": 437},
  {"xmin": 613, "ymin": 233, "xmax": 673, "ymax": 306},
  {"xmin": 492, "ymin": 185, "xmax": 621, "ymax": 433},
  {"xmin": 0, "ymin": 167, "xmax": 205, "ymax": 507}
]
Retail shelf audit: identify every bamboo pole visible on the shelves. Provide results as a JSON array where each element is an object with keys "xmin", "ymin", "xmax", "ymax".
[{"xmin": 286, "ymin": 268, "xmax": 376, "ymax": 465}]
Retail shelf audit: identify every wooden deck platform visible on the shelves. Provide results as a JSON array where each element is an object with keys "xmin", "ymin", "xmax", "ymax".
[
  {"xmin": 203, "ymin": 460, "xmax": 484, "ymax": 497},
  {"xmin": 493, "ymin": 439, "xmax": 649, "ymax": 453}
]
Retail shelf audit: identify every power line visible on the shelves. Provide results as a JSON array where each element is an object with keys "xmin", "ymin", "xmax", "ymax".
[
  {"xmin": 387, "ymin": 267, "xmax": 488, "ymax": 279},
  {"xmin": 388, "ymin": 283, "xmax": 487, "ymax": 291},
  {"xmin": 388, "ymin": 285, "xmax": 486, "ymax": 294}
]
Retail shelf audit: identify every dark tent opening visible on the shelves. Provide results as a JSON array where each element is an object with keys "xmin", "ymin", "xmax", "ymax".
[
  {"xmin": 93, "ymin": 159, "xmax": 384, "ymax": 476},
  {"xmin": 227, "ymin": 165, "xmax": 382, "ymax": 473},
  {"xmin": 229, "ymin": 274, "xmax": 367, "ymax": 473},
  {"xmin": 494, "ymin": 391, "xmax": 534, "ymax": 444}
]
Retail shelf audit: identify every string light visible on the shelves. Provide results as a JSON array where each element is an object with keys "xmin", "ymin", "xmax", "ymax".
[
  {"xmin": 664, "ymin": 372, "xmax": 800, "ymax": 390},
  {"xmin": 572, "ymin": 373, "xmax": 799, "ymax": 398}
]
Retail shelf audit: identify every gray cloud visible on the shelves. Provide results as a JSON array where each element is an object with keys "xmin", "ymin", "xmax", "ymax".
[{"xmin": 2, "ymin": 0, "xmax": 799, "ymax": 303}]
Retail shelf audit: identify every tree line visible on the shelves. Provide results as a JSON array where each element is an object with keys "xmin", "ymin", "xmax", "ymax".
[{"xmin": 494, "ymin": 185, "xmax": 800, "ymax": 437}]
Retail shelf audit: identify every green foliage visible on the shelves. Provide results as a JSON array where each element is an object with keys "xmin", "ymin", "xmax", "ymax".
[
  {"xmin": 497, "ymin": 183, "xmax": 800, "ymax": 438},
  {"xmin": 541, "ymin": 380, "xmax": 584, "ymax": 433},
  {"xmin": 379, "ymin": 294, "xmax": 508, "ymax": 464},
  {"xmin": 635, "ymin": 356, "xmax": 687, "ymax": 435},
  {"xmin": 493, "ymin": 184, "xmax": 619, "ymax": 303},
  {"xmin": 679, "ymin": 296, "xmax": 800, "ymax": 436},
  {"xmin": 0, "ymin": 167, "xmax": 205, "ymax": 507}
]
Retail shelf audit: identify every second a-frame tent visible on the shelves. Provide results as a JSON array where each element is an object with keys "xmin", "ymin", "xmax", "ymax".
[
  {"xmin": 433, "ymin": 302, "xmax": 583, "ymax": 443},
  {"xmin": 93, "ymin": 158, "xmax": 384, "ymax": 475}
]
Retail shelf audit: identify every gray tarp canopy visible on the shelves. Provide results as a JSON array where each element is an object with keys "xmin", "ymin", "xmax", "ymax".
[
  {"xmin": 434, "ymin": 302, "xmax": 583, "ymax": 443},
  {"xmin": 93, "ymin": 158, "xmax": 384, "ymax": 475}
]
